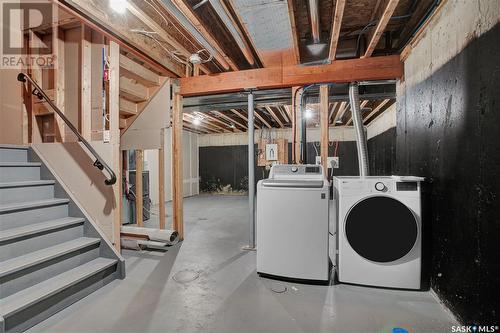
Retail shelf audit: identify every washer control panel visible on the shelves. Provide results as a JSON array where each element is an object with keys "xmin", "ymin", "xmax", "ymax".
[{"xmin": 270, "ymin": 164, "xmax": 324, "ymax": 180}]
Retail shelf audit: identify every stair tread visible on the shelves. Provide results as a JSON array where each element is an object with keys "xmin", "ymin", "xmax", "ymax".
[
  {"xmin": 0, "ymin": 217, "xmax": 85, "ymax": 243},
  {"xmin": 0, "ymin": 257, "xmax": 117, "ymax": 317},
  {"xmin": 0, "ymin": 198, "xmax": 69, "ymax": 213},
  {"xmin": 0, "ymin": 162, "xmax": 40, "ymax": 167},
  {"xmin": 0, "ymin": 237, "xmax": 100, "ymax": 278},
  {"xmin": 0, "ymin": 145, "xmax": 29, "ymax": 150},
  {"xmin": 0, "ymin": 180, "xmax": 55, "ymax": 189}
]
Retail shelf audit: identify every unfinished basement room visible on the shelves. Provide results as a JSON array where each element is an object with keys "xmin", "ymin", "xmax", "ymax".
[{"xmin": 0, "ymin": 0, "xmax": 499, "ymax": 332}]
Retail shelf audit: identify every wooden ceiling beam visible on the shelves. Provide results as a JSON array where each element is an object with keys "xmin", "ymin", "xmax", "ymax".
[
  {"xmin": 286, "ymin": 0, "xmax": 300, "ymax": 64},
  {"xmin": 328, "ymin": 101, "xmax": 338, "ymax": 123},
  {"xmin": 198, "ymin": 112, "xmax": 242, "ymax": 132},
  {"xmin": 328, "ymin": 0, "xmax": 346, "ymax": 61},
  {"xmin": 254, "ymin": 110, "xmax": 273, "ymax": 129},
  {"xmin": 213, "ymin": 111, "xmax": 248, "ymax": 130},
  {"xmin": 170, "ymin": 0, "xmax": 237, "ymax": 71},
  {"xmin": 179, "ymin": 55, "xmax": 403, "ymax": 96},
  {"xmin": 363, "ymin": 0, "xmax": 400, "ymax": 58},
  {"xmin": 183, "ymin": 114, "xmax": 223, "ymax": 133},
  {"xmin": 364, "ymin": 99, "xmax": 391, "ymax": 123},
  {"xmin": 332, "ymin": 101, "xmax": 348, "ymax": 126},
  {"xmin": 265, "ymin": 107, "xmax": 284, "ymax": 128},
  {"xmin": 346, "ymin": 100, "xmax": 369, "ymax": 125},
  {"xmin": 60, "ymin": 0, "xmax": 183, "ymax": 77},
  {"xmin": 184, "ymin": 113, "xmax": 228, "ymax": 132},
  {"xmin": 229, "ymin": 109, "xmax": 261, "ymax": 129}
]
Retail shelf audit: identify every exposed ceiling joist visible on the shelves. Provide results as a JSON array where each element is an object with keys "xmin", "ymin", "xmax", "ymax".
[
  {"xmin": 286, "ymin": 0, "xmax": 301, "ymax": 64},
  {"xmin": 213, "ymin": 111, "xmax": 248, "ymax": 129},
  {"xmin": 346, "ymin": 100, "xmax": 369, "ymax": 125},
  {"xmin": 328, "ymin": 101, "xmax": 338, "ymax": 123},
  {"xmin": 229, "ymin": 109, "xmax": 261, "ymax": 129},
  {"xmin": 171, "ymin": 0, "xmax": 238, "ymax": 70},
  {"xmin": 254, "ymin": 110, "xmax": 272, "ymax": 128},
  {"xmin": 363, "ymin": 0, "xmax": 400, "ymax": 58},
  {"xmin": 199, "ymin": 111, "xmax": 242, "ymax": 132},
  {"xmin": 265, "ymin": 107, "xmax": 284, "ymax": 128},
  {"xmin": 333, "ymin": 101, "xmax": 348, "ymax": 125},
  {"xmin": 328, "ymin": 0, "xmax": 346, "ymax": 61},
  {"xmin": 364, "ymin": 99, "xmax": 391, "ymax": 123}
]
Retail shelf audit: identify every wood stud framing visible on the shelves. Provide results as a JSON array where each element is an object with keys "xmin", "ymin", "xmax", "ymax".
[{"xmin": 328, "ymin": 0, "xmax": 346, "ymax": 61}]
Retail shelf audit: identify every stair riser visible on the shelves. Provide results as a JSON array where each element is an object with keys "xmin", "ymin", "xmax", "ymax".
[
  {"xmin": 0, "ymin": 224, "xmax": 84, "ymax": 262},
  {"xmin": 0, "ymin": 149, "xmax": 27, "ymax": 163},
  {"xmin": 0, "ymin": 204, "xmax": 69, "ymax": 230},
  {"xmin": 0, "ymin": 166, "xmax": 40, "ymax": 182},
  {"xmin": 0, "ymin": 246, "xmax": 100, "ymax": 299},
  {"xmin": 3, "ymin": 264, "xmax": 118, "ymax": 333},
  {"xmin": 0, "ymin": 185, "xmax": 54, "ymax": 205}
]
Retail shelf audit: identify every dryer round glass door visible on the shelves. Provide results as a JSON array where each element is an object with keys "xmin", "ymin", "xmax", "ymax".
[{"xmin": 345, "ymin": 196, "xmax": 418, "ymax": 263}]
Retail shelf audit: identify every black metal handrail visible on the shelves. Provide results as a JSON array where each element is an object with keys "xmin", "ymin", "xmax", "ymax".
[{"xmin": 18, "ymin": 73, "xmax": 117, "ymax": 185}]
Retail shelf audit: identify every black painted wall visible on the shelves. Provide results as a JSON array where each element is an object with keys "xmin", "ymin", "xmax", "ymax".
[{"xmin": 395, "ymin": 23, "xmax": 500, "ymax": 323}]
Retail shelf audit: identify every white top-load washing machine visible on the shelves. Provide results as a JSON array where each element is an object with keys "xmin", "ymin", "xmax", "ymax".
[
  {"xmin": 333, "ymin": 176, "xmax": 423, "ymax": 290},
  {"xmin": 256, "ymin": 164, "xmax": 330, "ymax": 282}
]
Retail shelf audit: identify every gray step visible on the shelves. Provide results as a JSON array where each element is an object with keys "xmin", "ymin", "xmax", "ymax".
[
  {"xmin": 0, "ymin": 237, "xmax": 100, "ymax": 278},
  {"xmin": 0, "ymin": 217, "xmax": 85, "ymax": 262},
  {"xmin": 0, "ymin": 257, "xmax": 118, "ymax": 333},
  {"xmin": 0, "ymin": 146, "xmax": 28, "ymax": 163},
  {"xmin": 0, "ymin": 181, "xmax": 55, "ymax": 205},
  {"xmin": 0, "ymin": 238, "xmax": 101, "ymax": 298},
  {"xmin": 0, "ymin": 199, "xmax": 69, "ymax": 230},
  {"xmin": 0, "ymin": 163, "xmax": 40, "ymax": 182}
]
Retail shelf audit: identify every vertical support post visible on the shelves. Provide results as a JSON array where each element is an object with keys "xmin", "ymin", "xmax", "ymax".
[
  {"xmin": 81, "ymin": 24, "xmax": 92, "ymax": 141},
  {"xmin": 320, "ymin": 85, "xmax": 329, "ymax": 174},
  {"xmin": 135, "ymin": 150, "xmax": 144, "ymax": 227},
  {"xmin": 172, "ymin": 88, "xmax": 184, "ymax": 239},
  {"xmin": 158, "ymin": 130, "xmax": 166, "ymax": 230},
  {"xmin": 109, "ymin": 40, "xmax": 121, "ymax": 250},
  {"xmin": 245, "ymin": 91, "xmax": 256, "ymax": 250}
]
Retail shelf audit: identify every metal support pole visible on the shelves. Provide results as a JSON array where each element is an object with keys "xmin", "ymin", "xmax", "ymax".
[{"xmin": 244, "ymin": 90, "xmax": 256, "ymax": 250}]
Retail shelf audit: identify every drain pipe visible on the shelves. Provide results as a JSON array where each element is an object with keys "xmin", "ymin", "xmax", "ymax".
[{"xmin": 349, "ymin": 82, "xmax": 369, "ymax": 177}]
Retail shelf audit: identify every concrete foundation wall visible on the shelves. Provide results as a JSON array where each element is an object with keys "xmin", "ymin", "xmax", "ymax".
[{"xmin": 395, "ymin": 0, "xmax": 500, "ymax": 323}]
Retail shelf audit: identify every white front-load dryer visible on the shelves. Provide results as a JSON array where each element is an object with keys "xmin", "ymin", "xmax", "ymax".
[{"xmin": 333, "ymin": 176, "xmax": 423, "ymax": 290}]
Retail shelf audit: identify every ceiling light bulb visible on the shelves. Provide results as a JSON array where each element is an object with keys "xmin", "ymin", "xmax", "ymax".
[
  {"xmin": 193, "ymin": 117, "xmax": 202, "ymax": 126},
  {"xmin": 305, "ymin": 109, "xmax": 314, "ymax": 119},
  {"xmin": 336, "ymin": 119, "xmax": 343, "ymax": 124},
  {"xmin": 229, "ymin": 123, "xmax": 236, "ymax": 129},
  {"xmin": 189, "ymin": 53, "xmax": 202, "ymax": 64},
  {"xmin": 109, "ymin": 0, "xmax": 128, "ymax": 14}
]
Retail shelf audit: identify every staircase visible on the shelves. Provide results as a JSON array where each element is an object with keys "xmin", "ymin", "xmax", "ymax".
[{"xmin": 0, "ymin": 145, "xmax": 124, "ymax": 333}]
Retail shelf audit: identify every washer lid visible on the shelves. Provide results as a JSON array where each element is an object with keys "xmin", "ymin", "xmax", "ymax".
[{"xmin": 345, "ymin": 196, "xmax": 418, "ymax": 263}]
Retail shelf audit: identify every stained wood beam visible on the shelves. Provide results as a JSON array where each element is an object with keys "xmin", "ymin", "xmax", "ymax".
[
  {"xmin": 213, "ymin": 111, "xmax": 247, "ymax": 130},
  {"xmin": 180, "ymin": 55, "xmax": 403, "ymax": 96},
  {"xmin": 229, "ymin": 109, "xmax": 261, "ymax": 129},
  {"xmin": 172, "ymin": 90, "xmax": 184, "ymax": 239},
  {"xmin": 363, "ymin": 0, "xmax": 400, "ymax": 58},
  {"xmin": 328, "ymin": 0, "xmax": 346, "ymax": 61},
  {"xmin": 265, "ymin": 107, "xmax": 284, "ymax": 128},
  {"xmin": 364, "ymin": 99, "xmax": 391, "ymax": 123}
]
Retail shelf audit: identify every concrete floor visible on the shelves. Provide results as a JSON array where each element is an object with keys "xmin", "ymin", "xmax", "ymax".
[{"xmin": 28, "ymin": 195, "xmax": 458, "ymax": 333}]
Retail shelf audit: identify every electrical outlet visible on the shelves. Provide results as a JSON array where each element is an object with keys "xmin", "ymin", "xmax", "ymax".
[
  {"xmin": 328, "ymin": 156, "xmax": 339, "ymax": 168},
  {"xmin": 316, "ymin": 156, "xmax": 340, "ymax": 168},
  {"xmin": 103, "ymin": 130, "xmax": 110, "ymax": 143}
]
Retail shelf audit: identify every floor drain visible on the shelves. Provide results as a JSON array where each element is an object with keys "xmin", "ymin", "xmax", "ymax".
[
  {"xmin": 172, "ymin": 270, "xmax": 200, "ymax": 283},
  {"xmin": 270, "ymin": 284, "xmax": 287, "ymax": 293}
]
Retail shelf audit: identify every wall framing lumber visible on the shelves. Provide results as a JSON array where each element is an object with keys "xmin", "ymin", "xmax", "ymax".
[
  {"xmin": 81, "ymin": 24, "xmax": 92, "ymax": 141},
  {"xmin": 135, "ymin": 149, "xmax": 144, "ymax": 227},
  {"xmin": 119, "ymin": 54, "xmax": 161, "ymax": 87},
  {"xmin": 172, "ymin": 89, "xmax": 184, "ymax": 239},
  {"xmin": 179, "ymin": 55, "xmax": 403, "ymax": 96}
]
